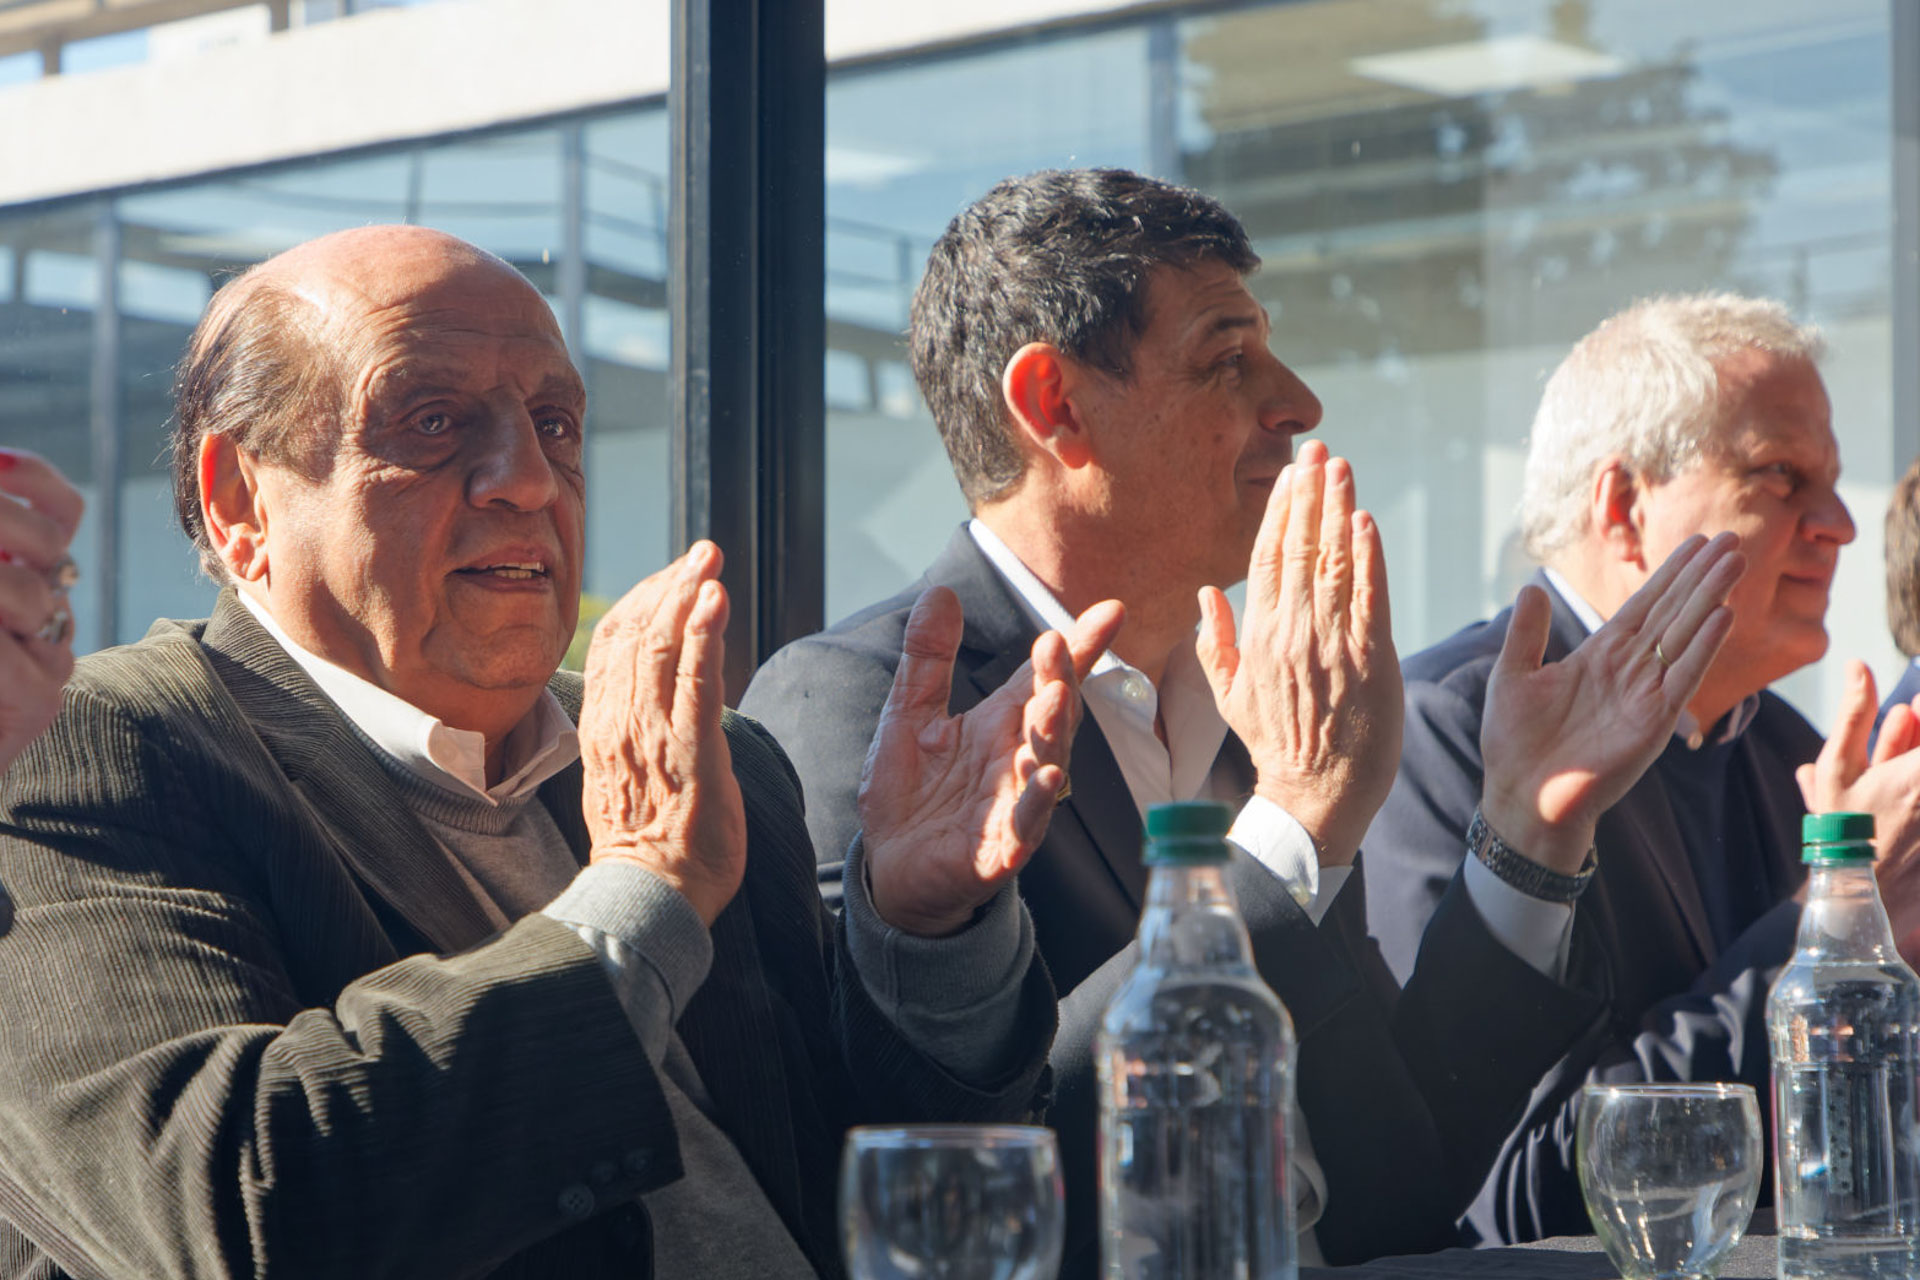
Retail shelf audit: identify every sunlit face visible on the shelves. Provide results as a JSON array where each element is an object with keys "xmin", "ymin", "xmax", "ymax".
[
  {"xmin": 251, "ymin": 243, "xmax": 586, "ymax": 732},
  {"xmin": 1074, "ymin": 261, "xmax": 1323, "ymax": 588},
  {"xmin": 1634, "ymin": 350, "xmax": 1854, "ymax": 693}
]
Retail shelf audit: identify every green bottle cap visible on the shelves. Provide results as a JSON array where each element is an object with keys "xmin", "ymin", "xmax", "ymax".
[
  {"xmin": 1143, "ymin": 801, "xmax": 1232, "ymax": 866},
  {"xmin": 1803, "ymin": 811, "xmax": 1875, "ymax": 864}
]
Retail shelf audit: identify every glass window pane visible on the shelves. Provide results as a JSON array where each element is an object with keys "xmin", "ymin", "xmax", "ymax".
[
  {"xmin": 3, "ymin": 100, "xmax": 671, "ymax": 661},
  {"xmin": 823, "ymin": 0, "xmax": 1894, "ymax": 727},
  {"xmin": 0, "ymin": 209, "xmax": 104, "ymax": 652}
]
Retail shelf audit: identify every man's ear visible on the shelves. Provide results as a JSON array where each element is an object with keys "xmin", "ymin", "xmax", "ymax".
[
  {"xmin": 200, "ymin": 433, "xmax": 271, "ymax": 583},
  {"xmin": 1001, "ymin": 342, "xmax": 1094, "ymax": 469},
  {"xmin": 1591, "ymin": 459, "xmax": 1648, "ymax": 570}
]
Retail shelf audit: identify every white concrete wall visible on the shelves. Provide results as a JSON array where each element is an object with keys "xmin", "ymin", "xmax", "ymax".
[{"xmin": 0, "ymin": 0, "xmax": 1153, "ymax": 208}]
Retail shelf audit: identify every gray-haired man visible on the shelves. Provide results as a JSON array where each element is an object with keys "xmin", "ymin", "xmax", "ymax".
[{"xmin": 1364, "ymin": 293, "xmax": 1887, "ymax": 1244}]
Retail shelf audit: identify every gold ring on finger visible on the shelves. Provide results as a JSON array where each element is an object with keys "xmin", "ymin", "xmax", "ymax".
[
  {"xmin": 46, "ymin": 554, "xmax": 79, "ymax": 594},
  {"xmin": 1055, "ymin": 772, "xmax": 1073, "ymax": 804},
  {"xmin": 1653, "ymin": 638, "xmax": 1672, "ymax": 669},
  {"xmin": 35, "ymin": 604, "xmax": 72, "ymax": 646}
]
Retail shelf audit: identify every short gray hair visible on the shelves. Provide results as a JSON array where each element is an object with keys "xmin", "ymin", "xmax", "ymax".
[{"xmin": 1518, "ymin": 293, "xmax": 1825, "ymax": 561}]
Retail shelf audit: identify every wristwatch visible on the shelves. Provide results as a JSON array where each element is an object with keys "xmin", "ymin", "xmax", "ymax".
[{"xmin": 1467, "ymin": 806, "xmax": 1596, "ymax": 904}]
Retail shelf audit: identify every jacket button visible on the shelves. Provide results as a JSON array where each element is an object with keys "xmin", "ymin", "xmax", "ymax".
[
  {"xmin": 623, "ymin": 1149, "xmax": 651, "ymax": 1175},
  {"xmin": 590, "ymin": 1160, "xmax": 617, "ymax": 1187},
  {"xmin": 557, "ymin": 1184, "xmax": 595, "ymax": 1219}
]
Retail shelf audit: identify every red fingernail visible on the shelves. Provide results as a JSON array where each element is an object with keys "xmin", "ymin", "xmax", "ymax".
[{"xmin": 0, "ymin": 450, "xmax": 16, "ymax": 471}]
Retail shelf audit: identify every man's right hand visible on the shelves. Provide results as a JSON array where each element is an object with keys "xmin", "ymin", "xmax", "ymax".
[
  {"xmin": 578, "ymin": 541, "xmax": 746, "ymax": 926},
  {"xmin": 860, "ymin": 588, "xmax": 1123, "ymax": 937},
  {"xmin": 1480, "ymin": 533, "xmax": 1744, "ymax": 873},
  {"xmin": 1197, "ymin": 439, "xmax": 1401, "ymax": 867}
]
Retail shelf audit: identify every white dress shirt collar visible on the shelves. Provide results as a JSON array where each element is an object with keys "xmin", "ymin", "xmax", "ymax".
[
  {"xmin": 236, "ymin": 589, "xmax": 580, "ymax": 804},
  {"xmin": 967, "ymin": 520, "xmax": 1231, "ymax": 817},
  {"xmin": 966, "ymin": 519, "xmax": 1119, "ymax": 673},
  {"xmin": 1539, "ymin": 567, "xmax": 1758, "ymax": 750}
]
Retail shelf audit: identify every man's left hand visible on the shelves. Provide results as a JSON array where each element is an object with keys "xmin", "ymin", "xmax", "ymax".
[
  {"xmin": 861, "ymin": 587, "xmax": 1124, "ymax": 937},
  {"xmin": 1797, "ymin": 660, "xmax": 1920, "ymax": 962},
  {"xmin": 1480, "ymin": 533, "xmax": 1743, "ymax": 872},
  {"xmin": 579, "ymin": 542, "xmax": 746, "ymax": 927},
  {"xmin": 1197, "ymin": 439, "xmax": 1401, "ymax": 867}
]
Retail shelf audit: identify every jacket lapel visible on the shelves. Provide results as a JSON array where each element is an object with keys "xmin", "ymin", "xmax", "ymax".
[
  {"xmin": 538, "ymin": 674, "xmax": 592, "ymax": 869},
  {"xmin": 932, "ymin": 528, "xmax": 1149, "ymax": 911},
  {"xmin": 1606, "ymin": 765, "xmax": 1714, "ymax": 965},
  {"xmin": 201, "ymin": 591, "xmax": 508, "ymax": 953},
  {"xmin": 1744, "ymin": 700, "xmax": 1815, "ymax": 903},
  {"xmin": 1538, "ymin": 574, "xmax": 1716, "ymax": 965}
]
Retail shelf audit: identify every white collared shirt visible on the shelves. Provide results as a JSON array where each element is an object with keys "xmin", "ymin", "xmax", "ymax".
[
  {"xmin": 967, "ymin": 520, "xmax": 1348, "ymax": 917},
  {"xmin": 236, "ymin": 588, "xmax": 580, "ymax": 802}
]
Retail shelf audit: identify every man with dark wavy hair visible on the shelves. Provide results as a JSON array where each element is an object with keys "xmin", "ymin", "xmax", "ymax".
[{"xmin": 745, "ymin": 167, "xmax": 1741, "ymax": 1272}]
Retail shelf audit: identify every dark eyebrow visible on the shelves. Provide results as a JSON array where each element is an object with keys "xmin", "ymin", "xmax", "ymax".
[
  {"xmin": 531, "ymin": 373, "xmax": 588, "ymax": 405},
  {"xmin": 1207, "ymin": 313, "xmax": 1261, "ymax": 336},
  {"xmin": 1196, "ymin": 306, "xmax": 1270, "ymax": 345}
]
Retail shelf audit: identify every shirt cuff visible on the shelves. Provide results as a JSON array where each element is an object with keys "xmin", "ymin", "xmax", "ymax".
[
  {"xmin": 543, "ymin": 860, "xmax": 715, "ymax": 1063},
  {"xmin": 842, "ymin": 835, "xmax": 1035, "ymax": 1084},
  {"xmin": 1227, "ymin": 794, "xmax": 1348, "ymax": 926},
  {"xmin": 1463, "ymin": 853, "xmax": 1574, "ymax": 981}
]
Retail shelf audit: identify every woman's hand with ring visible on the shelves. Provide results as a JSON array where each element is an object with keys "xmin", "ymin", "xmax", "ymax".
[{"xmin": 0, "ymin": 449, "xmax": 86, "ymax": 774}]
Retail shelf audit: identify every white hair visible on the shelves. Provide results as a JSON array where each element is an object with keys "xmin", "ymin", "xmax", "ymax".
[{"xmin": 1518, "ymin": 293, "xmax": 1825, "ymax": 561}]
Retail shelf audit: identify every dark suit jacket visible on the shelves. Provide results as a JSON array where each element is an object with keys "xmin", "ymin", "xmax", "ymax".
[
  {"xmin": 0, "ymin": 590, "xmax": 1053, "ymax": 1280},
  {"xmin": 1364, "ymin": 573, "xmax": 1820, "ymax": 1245},
  {"xmin": 742, "ymin": 527, "xmax": 1605, "ymax": 1270},
  {"xmin": 1873, "ymin": 657, "xmax": 1920, "ymax": 746}
]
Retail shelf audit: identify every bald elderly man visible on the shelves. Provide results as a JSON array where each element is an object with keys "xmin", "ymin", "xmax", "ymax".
[{"xmin": 0, "ymin": 226, "xmax": 1117, "ymax": 1279}]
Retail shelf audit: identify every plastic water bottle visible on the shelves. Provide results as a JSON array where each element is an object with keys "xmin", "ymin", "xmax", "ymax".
[
  {"xmin": 1096, "ymin": 801, "xmax": 1297, "ymax": 1280},
  {"xmin": 1769, "ymin": 811, "xmax": 1920, "ymax": 1279}
]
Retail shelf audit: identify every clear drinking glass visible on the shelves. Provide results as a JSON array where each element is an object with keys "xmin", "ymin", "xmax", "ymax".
[
  {"xmin": 1577, "ymin": 1083, "xmax": 1764, "ymax": 1280},
  {"xmin": 840, "ymin": 1124, "xmax": 1065, "ymax": 1280}
]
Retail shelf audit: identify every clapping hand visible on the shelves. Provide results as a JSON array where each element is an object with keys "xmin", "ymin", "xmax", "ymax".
[
  {"xmin": 1795, "ymin": 661, "xmax": 1920, "ymax": 962},
  {"xmin": 0, "ymin": 449, "xmax": 84, "ymax": 775},
  {"xmin": 1480, "ymin": 533, "xmax": 1744, "ymax": 871},
  {"xmin": 861, "ymin": 586, "xmax": 1124, "ymax": 938},
  {"xmin": 579, "ymin": 541, "xmax": 747, "ymax": 926},
  {"xmin": 1196, "ymin": 439, "xmax": 1400, "ymax": 867}
]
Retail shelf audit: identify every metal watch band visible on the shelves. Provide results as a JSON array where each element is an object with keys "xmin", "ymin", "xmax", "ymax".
[{"xmin": 1467, "ymin": 807, "xmax": 1597, "ymax": 904}]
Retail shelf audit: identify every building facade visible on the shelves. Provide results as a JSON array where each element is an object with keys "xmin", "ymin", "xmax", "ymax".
[{"xmin": 0, "ymin": 0, "xmax": 1904, "ymax": 724}]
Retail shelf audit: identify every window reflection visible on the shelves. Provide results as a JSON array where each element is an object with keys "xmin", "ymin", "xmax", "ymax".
[
  {"xmin": 0, "ymin": 0, "xmax": 1900, "ymax": 723},
  {"xmin": 0, "ymin": 106, "xmax": 674, "ymax": 660},
  {"xmin": 821, "ymin": 0, "xmax": 1894, "ymax": 725}
]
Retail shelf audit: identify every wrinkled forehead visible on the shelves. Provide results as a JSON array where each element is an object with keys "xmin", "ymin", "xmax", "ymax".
[
  {"xmin": 297, "ymin": 249, "xmax": 557, "ymax": 340},
  {"xmin": 282, "ymin": 250, "xmax": 577, "ymax": 399}
]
